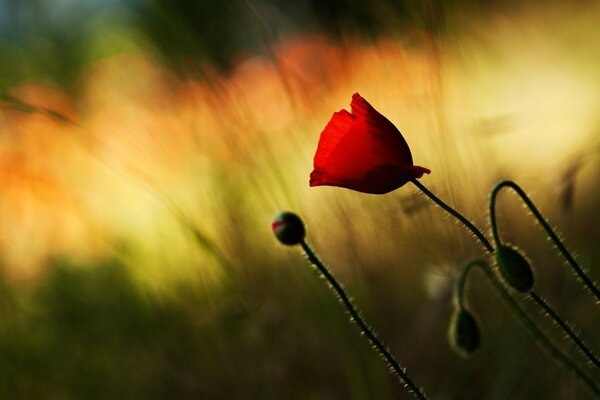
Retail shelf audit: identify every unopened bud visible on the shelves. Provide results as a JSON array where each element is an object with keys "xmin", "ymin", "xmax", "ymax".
[
  {"xmin": 272, "ymin": 211, "xmax": 306, "ymax": 246},
  {"xmin": 495, "ymin": 245, "xmax": 534, "ymax": 292},
  {"xmin": 449, "ymin": 308, "xmax": 480, "ymax": 357}
]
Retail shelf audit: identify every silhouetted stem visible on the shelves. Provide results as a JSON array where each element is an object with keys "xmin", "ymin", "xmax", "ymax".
[
  {"xmin": 490, "ymin": 180, "xmax": 600, "ymax": 302},
  {"xmin": 410, "ymin": 181, "xmax": 599, "ymax": 395},
  {"xmin": 530, "ymin": 290, "xmax": 600, "ymax": 370},
  {"xmin": 454, "ymin": 260, "xmax": 478, "ymax": 309},
  {"xmin": 489, "ymin": 180, "xmax": 600, "ymax": 370},
  {"xmin": 300, "ymin": 240, "xmax": 429, "ymax": 400},
  {"xmin": 410, "ymin": 180, "xmax": 494, "ymax": 253},
  {"xmin": 457, "ymin": 260, "xmax": 600, "ymax": 397}
]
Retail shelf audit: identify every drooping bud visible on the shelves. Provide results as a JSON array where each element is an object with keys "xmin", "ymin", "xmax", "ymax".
[
  {"xmin": 448, "ymin": 308, "xmax": 480, "ymax": 357},
  {"xmin": 272, "ymin": 211, "xmax": 306, "ymax": 246},
  {"xmin": 495, "ymin": 245, "xmax": 534, "ymax": 292}
]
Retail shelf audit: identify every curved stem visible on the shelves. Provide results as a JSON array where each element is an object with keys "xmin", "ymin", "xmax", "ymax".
[
  {"xmin": 300, "ymin": 240, "xmax": 429, "ymax": 400},
  {"xmin": 489, "ymin": 183, "xmax": 503, "ymax": 247},
  {"xmin": 490, "ymin": 180, "xmax": 600, "ymax": 302},
  {"xmin": 459, "ymin": 260, "xmax": 600, "ymax": 396},
  {"xmin": 410, "ymin": 181, "xmax": 600, "ymax": 393},
  {"xmin": 454, "ymin": 260, "xmax": 480, "ymax": 309},
  {"xmin": 410, "ymin": 180, "xmax": 494, "ymax": 253},
  {"xmin": 530, "ymin": 290, "xmax": 600, "ymax": 370}
]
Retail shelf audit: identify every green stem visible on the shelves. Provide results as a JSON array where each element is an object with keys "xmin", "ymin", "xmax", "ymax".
[
  {"xmin": 490, "ymin": 180, "xmax": 600, "ymax": 302},
  {"xmin": 458, "ymin": 260, "xmax": 600, "ymax": 397},
  {"xmin": 530, "ymin": 290, "xmax": 600, "ymax": 370},
  {"xmin": 412, "ymin": 181, "xmax": 600, "ymax": 394},
  {"xmin": 489, "ymin": 180, "xmax": 600, "ymax": 370},
  {"xmin": 300, "ymin": 240, "xmax": 429, "ymax": 400},
  {"xmin": 410, "ymin": 180, "xmax": 494, "ymax": 253},
  {"xmin": 454, "ymin": 260, "xmax": 478, "ymax": 309}
]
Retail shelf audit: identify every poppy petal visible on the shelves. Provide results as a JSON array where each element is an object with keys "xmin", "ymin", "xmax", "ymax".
[
  {"xmin": 310, "ymin": 94, "xmax": 430, "ymax": 194},
  {"xmin": 350, "ymin": 92, "xmax": 373, "ymax": 118},
  {"xmin": 324, "ymin": 116, "xmax": 390, "ymax": 180},
  {"xmin": 351, "ymin": 93, "xmax": 413, "ymax": 164},
  {"xmin": 313, "ymin": 110, "xmax": 354, "ymax": 168}
]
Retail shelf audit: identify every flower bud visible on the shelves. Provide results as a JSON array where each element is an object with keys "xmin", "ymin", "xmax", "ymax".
[
  {"xmin": 495, "ymin": 245, "xmax": 534, "ymax": 292},
  {"xmin": 448, "ymin": 308, "xmax": 481, "ymax": 357},
  {"xmin": 272, "ymin": 211, "xmax": 306, "ymax": 246}
]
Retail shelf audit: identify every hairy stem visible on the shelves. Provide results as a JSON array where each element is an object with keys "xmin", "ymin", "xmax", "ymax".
[
  {"xmin": 530, "ymin": 290, "xmax": 600, "ymax": 370},
  {"xmin": 412, "ymin": 181, "xmax": 599, "ymax": 395},
  {"xmin": 459, "ymin": 260, "xmax": 600, "ymax": 397},
  {"xmin": 490, "ymin": 180, "xmax": 600, "ymax": 302},
  {"xmin": 410, "ymin": 179, "xmax": 494, "ymax": 253},
  {"xmin": 300, "ymin": 240, "xmax": 429, "ymax": 400}
]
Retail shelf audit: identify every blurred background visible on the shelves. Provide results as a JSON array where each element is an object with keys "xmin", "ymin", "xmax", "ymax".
[{"xmin": 0, "ymin": 0, "xmax": 599, "ymax": 398}]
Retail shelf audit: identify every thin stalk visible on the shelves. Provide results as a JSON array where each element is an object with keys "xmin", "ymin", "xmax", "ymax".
[
  {"xmin": 410, "ymin": 179, "xmax": 494, "ymax": 253},
  {"xmin": 454, "ymin": 259, "xmax": 478, "ymax": 309},
  {"xmin": 411, "ymin": 181, "xmax": 600, "ymax": 395},
  {"xmin": 489, "ymin": 181, "xmax": 600, "ymax": 369},
  {"xmin": 459, "ymin": 260, "xmax": 600, "ymax": 397},
  {"xmin": 300, "ymin": 240, "xmax": 429, "ymax": 400},
  {"xmin": 490, "ymin": 180, "xmax": 600, "ymax": 302},
  {"xmin": 530, "ymin": 290, "xmax": 600, "ymax": 370}
]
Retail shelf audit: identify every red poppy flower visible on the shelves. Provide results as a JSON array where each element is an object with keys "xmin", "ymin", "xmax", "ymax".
[{"xmin": 310, "ymin": 93, "xmax": 430, "ymax": 194}]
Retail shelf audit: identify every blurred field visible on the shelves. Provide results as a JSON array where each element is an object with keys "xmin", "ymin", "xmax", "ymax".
[{"xmin": 0, "ymin": 0, "xmax": 599, "ymax": 398}]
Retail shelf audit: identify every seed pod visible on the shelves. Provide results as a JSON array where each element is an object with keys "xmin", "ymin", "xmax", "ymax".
[
  {"xmin": 495, "ymin": 245, "xmax": 534, "ymax": 292},
  {"xmin": 449, "ymin": 308, "xmax": 481, "ymax": 357},
  {"xmin": 272, "ymin": 211, "xmax": 306, "ymax": 246}
]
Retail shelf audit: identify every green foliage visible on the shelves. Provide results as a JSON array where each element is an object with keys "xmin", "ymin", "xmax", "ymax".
[
  {"xmin": 0, "ymin": 257, "xmax": 397, "ymax": 399},
  {"xmin": 134, "ymin": 0, "xmax": 253, "ymax": 75}
]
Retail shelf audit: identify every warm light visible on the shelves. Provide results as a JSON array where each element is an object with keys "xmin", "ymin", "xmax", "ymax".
[{"xmin": 0, "ymin": 5, "xmax": 598, "ymax": 285}]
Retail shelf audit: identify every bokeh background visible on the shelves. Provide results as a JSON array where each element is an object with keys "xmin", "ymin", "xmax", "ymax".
[{"xmin": 0, "ymin": 0, "xmax": 599, "ymax": 398}]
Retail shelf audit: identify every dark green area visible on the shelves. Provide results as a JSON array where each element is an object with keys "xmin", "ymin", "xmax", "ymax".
[
  {"xmin": 0, "ymin": 241, "xmax": 598, "ymax": 399},
  {"xmin": 0, "ymin": 0, "xmax": 591, "ymax": 90},
  {"xmin": 0, "ymin": 258, "xmax": 398, "ymax": 399}
]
